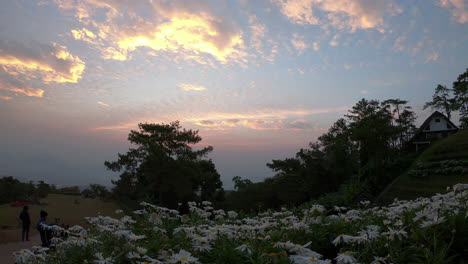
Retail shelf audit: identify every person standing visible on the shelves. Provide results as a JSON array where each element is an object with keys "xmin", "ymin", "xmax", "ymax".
[{"xmin": 19, "ymin": 205, "xmax": 31, "ymax": 241}]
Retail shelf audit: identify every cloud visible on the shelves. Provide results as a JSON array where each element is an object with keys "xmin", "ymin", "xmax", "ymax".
[
  {"xmin": 58, "ymin": 0, "xmax": 246, "ymax": 63},
  {"xmin": 195, "ymin": 120, "xmax": 219, "ymax": 127},
  {"xmin": 273, "ymin": 0, "xmax": 320, "ymax": 25},
  {"xmin": 71, "ymin": 27, "xmax": 98, "ymax": 44},
  {"xmin": 0, "ymin": 40, "xmax": 85, "ymax": 83},
  {"xmin": 291, "ymin": 33, "xmax": 308, "ymax": 54},
  {"xmin": 344, "ymin": 63, "xmax": 351, "ymax": 70},
  {"xmin": 312, "ymin": 41, "xmax": 319, "ymax": 51},
  {"xmin": 249, "ymin": 15, "xmax": 267, "ymax": 56},
  {"xmin": 0, "ymin": 86, "xmax": 44, "ymax": 98},
  {"xmin": 439, "ymin": 0, "xmax": 468, "ymax": 23},
  {"xmin": 329, "ymin": 34, "xmax": 339, "ymax": 46},
  {"xmin": 179, "ymin": 83, "xmax": 207, "ymax": 91},
  {"xmin": 272, "ymin": 0, "xmax": 402, "ymax": 33},
  {"xmin": 360, "ymin": 89, "xmax": 369, "ymax": 94},
  {"xmin": 425, "ymin": 52, "xmax": 439, "ymax": 63},
  {"xmin": 92, "ymin": 106, "xmax": 349, "ymax": 132},
  {"xmin": 392, "ymin": 36, "xmax": 406, "ymax": 52},
  {"xmin": 0, "ymin": 95, "xmax": 13, "ymax": 100},
  {"xmin": 286, "ymin": 119, "xmax": 312, "ymax": 130},
  {"xmin": 97, "ymin": 101, "xmax": 109, "ymax": 107}
]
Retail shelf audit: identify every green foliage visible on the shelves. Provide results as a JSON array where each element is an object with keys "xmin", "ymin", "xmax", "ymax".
[{"xmin": 106, "ymin": 121, "xmax": 224, "ymax": 209}]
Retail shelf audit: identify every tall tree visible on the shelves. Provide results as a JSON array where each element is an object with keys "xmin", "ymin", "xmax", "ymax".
[
  {"xmin": 453, "ymin": 68, "xmax": 468, "ymax": 128},
  {"xmin": 105, "ymin": 121, "xmax": 224, "ymax": 208},
  {"xmin": 423, "ymin": 84, "xmax": 456, "ymax": 120}
]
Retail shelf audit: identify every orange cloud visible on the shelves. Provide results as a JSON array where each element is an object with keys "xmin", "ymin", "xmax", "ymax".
[
  {"xmin": 57, "ymin": 0, "xmax": 246, "ymax": 63},
  {"xmin": 2, "ymin": 87, "xmax": 44, "ymax": 98},
  {"xmin": 179, "ymin": 83, "xmax": 207, "ymax": 91},
  {"xmin": 0, "ymin": 41, "xmax": 85, "ymax": 83},
  {"xmin": 91, "ymin": 106, "xmax": 349, "ymax": 132},
  {"xmin": 273, "ymin": 0, "xmax": 402, "ymax": 32},
  {"xmin": 0, "ymin": 95, "xmax": 13, "ymax": 100},
  {"xmin": 97, "ymin": 101, "xmax": 109, "ymax": 107}
]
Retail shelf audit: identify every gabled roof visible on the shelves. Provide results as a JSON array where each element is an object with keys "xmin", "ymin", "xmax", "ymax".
[{"xmin": 418, "ymin": 111, "xmax": 458, "ymax": 132}]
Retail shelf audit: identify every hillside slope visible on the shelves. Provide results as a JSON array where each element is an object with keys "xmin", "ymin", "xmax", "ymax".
[{"xmin": 378, "ymin": 129, "xmax": 468, "ymax": 204}]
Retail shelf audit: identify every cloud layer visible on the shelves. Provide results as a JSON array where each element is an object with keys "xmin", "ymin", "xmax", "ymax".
[
  {"xmin": 58, "ymin": 0, "xmax": 246, "ymax": 63},
  {"xmin": 273, "ymin": 0, "xmax": 402, "ymax": 32},
  {"xmin": 0, "ymin": 40, "xmax": 85, "ymax": 83}
]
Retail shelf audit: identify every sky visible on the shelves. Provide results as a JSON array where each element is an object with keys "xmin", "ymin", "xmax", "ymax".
[{"xmin": 0, "ymin": 0, "xmax": 467, "ymax": 190}]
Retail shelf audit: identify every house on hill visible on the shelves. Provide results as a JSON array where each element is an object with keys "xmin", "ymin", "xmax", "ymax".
[{"xmin": 412, "ymin": 111, "xmax": 458, "ymax": 151}]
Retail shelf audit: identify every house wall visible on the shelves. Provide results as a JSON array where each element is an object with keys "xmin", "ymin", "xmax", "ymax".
[{"xmin": 423, "ymin": 116, "xmax": 453, "ymax": 132}]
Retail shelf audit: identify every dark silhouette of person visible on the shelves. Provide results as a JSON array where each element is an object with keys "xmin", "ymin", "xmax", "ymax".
[
  {"xmin": 36, "ymin": 210, "xmax": 52, "ymax": 247},
  {"xmin": 19, "ymin": 206, "xmax": 31, "ymax": 241}
]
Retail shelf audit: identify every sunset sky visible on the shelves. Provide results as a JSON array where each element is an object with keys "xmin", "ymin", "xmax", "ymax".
[{"xmin": 1, "ymin": 0, "xmax": 468, "ymax": 189}]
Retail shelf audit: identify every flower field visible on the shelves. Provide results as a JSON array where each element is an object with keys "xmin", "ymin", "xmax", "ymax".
[{"xmin": 13, "ymin": 184, "xmax": 468, "ymax": 264}]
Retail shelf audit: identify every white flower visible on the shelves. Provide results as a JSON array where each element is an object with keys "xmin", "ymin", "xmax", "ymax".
[
  {"xmin": 137, "ymin": 246, "xmax": 148, "ymax": 255},
  {"xmin": 227, "ymin": 211, "xmax": 238, "ymax": 218},
  {"xmin": 149, "ymin": 212, "xmax": 163, "ymax": 225},
  {"xmin": 335, "ymin": 251, "xmax": 359, "ymax": 264},
  {"xmin": 235, "ymin": 244, "xmax": 252, "ymax": 255},
  {"xmin": 192, "ymin": 241, "xmax": 212, "ymax": 252},
  {"xmin": 169, "ymin": 249, "xmax": 199, "ymax": 264},
  {"xmin": 332, "ymin": 234, "xmax": 355, "ymax": 246},
  {"xmin": 127, "ymin": 251, "xmax": 140, "ymax": 259},
  {"xmin": 382, "ymin": 227, "xmax": 407, "ymax": 240},
  {"xmin": 94, "ymin": 252, "xmax": 114, "ymax": 264},
  {"xmin": 421, "ymin": 215, "xmax": 446, "ymax": 228},
  {"xmin": 370, "ymin": 256, "xmax": 387, "ymax": 264},
  {"xmin": 290, "ymin": 255, "xmax": 331, "ymax": 263}
]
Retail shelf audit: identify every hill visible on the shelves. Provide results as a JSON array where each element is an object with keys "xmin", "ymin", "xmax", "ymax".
[{"xmin": 377, "ymin": 129, "xmax": 468, "ymax": 204}]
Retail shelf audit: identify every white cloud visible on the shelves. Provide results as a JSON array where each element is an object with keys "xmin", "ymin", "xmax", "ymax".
[
  {"xmin": 291, "ymin": 33, "xmax": 308, "ymax": 54},
  {"xmin": 329, "ymin": 34, "xmax": 339, "ymax": 47},
  {"xmin": 425, "ymin": 52, "xmax": 439, "ymax": 63},
  {"xmin": 439, "ymin": 0, "xmax": 468, "ymax": 23},
  {"xmin": 312, "ymin": 41, "xmax": 319, "ymax": 51}
]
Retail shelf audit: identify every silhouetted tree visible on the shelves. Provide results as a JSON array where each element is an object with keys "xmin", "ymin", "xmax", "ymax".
[
  {"xmin": 105, "ymin": 121, "xmax": 224, "ymax": 208},
  {"xmin": 453, "ymin": 68, "xmax": 468, "ymax": 128},
  {"xmin": 424, "ymin": 84, "xmax": 456, "ymax": 120}
]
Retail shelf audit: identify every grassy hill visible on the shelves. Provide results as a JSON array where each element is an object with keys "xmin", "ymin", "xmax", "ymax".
[
  {"xmin": 378, "ymin": 129, "xmax": 468, "ymax": 204},
  {"xmin": 0, "ymin": 194, "xmax": 120, "ymax": 244}
]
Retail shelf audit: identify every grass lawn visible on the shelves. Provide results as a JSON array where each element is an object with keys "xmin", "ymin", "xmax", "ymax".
[
  {"xmin": 0, "ymin": 194, "xmax": 120, "ymax": 244},
  {"xmin": 378, "ymin": 130, "xmax": 468, "ymax": 204}
]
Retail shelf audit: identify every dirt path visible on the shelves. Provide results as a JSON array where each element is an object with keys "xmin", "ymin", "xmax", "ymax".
[{"xmin": 0, "ymin": 232, "xmax": 41, "ymax": 264}]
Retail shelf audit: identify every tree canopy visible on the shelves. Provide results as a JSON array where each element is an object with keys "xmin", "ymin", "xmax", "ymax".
[
  {"xmin": 105, "ymin": 121, "xmax": 224, "ymax": 209},
  {"xmin": 222, "ymin": 98, "xmax": 418, "ymax": 211}
]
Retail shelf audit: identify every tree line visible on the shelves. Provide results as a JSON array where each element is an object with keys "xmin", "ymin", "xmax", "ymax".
[
  {"xmin": 0, "ymin": 177, "xmax": 54, "ymax": 204},
  {"xmin": 104, "ymin": 68, "xmax": 468, "ymax": 212}
]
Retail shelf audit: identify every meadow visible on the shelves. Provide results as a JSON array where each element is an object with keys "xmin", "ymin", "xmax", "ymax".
[
  {"xmin": 13, "ymin": 184, "xmax": 468, "ymax": 264},
  {"xmin": 0, "ymin": 194, "xmax": 119, "ymax": 244}
]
